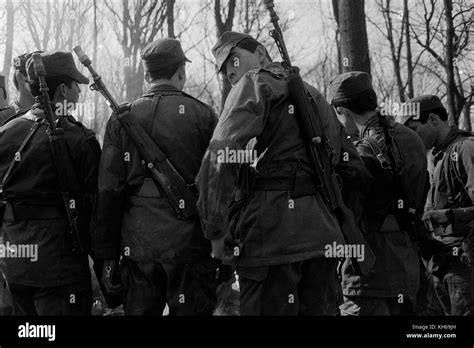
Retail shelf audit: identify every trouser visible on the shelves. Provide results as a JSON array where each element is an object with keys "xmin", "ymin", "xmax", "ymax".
[
  {"xmin": 8, "ymin": 279, "xmax": 92, "ymax": 315},
  {"xmin": 426, "ymin": 258, "xmax": 474, "ymax": 315},
  {"xmin": 120, "ymin": 258, "xmax": 217, "ymax": 315},
  {"xmin": 339, "ymin": 295, "xmax": 416, "ymax": 316},
  {"xmin": 237, "ymin": 258, "xmax": 341, "ymax": 315}
]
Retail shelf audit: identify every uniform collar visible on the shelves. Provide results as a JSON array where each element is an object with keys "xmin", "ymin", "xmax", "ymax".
[{"xmin": 146, "ymin": 84, "xmax": 179, "ymax": 95}]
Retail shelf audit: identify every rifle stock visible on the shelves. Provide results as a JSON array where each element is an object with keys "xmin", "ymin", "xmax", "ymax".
[
  {"xmin": 31, "ymin": 53, "xmax": 85, "ymax": 254},
  {"xmin": 264, "ymin": 1, "xmax": 375, "ymax": 276}
]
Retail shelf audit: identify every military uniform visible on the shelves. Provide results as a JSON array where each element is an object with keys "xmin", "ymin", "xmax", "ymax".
[
  {"xmin": 0, "ymin": 53, "xmax": 40, "ymax": 126},
  {"xmin": 0, "ymin": 52, "xmax": 100, "ymax": 315},
  {"xmin": 94, "ymin": 39, "xmax": 218, "ymax": 315},
  {"xmin": 328, "ymin": 72, "xmax": 427, "ymax": 315},
  {"xmin": 197, "ymin": 32, "xmax": 369, "ymax": 315},
  {"xmin": 406, "ymin": 95, "xmax": 474, "ymax": 315}
]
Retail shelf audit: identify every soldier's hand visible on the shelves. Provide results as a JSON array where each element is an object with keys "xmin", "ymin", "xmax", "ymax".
[
  {"xmin": 422, "ymin": 209, "xmax": 451, "ymax": 224},
  {"xmin": 101, "ymin": 259, "xmax": 122, "ymax": 294}
]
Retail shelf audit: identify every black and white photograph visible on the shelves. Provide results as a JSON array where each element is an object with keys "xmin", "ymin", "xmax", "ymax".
[{"xmin": 0, "ymin": 0, "xmax": 473, "ymax": 346}]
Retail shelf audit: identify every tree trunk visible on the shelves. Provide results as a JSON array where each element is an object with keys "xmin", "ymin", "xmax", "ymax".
[
  {"xmin": 2, "ymin": 0, "xmax": 15, "ymax": 102},
  {"xmin": 214, "ymin": 0, "xmax": 236, "ymax": 110},
  {"xmin": 332, "ymin": 0, "xmax": 343, "ymax": 74},
  {"xmin": 166, "ymin": 0, "xmax": 175, "ymax": 38},
  {"xmin": 336, "ymin": 0, "xmax": 371, "ymax": 75},
  {"xmin": 443, "ymin": 0, "xmax": 458, "ymax": 126},
  {"xmin": 92, "ymin": 0, "xmax": 100, "ymax": 133},
  {"xmin": 403, "ymin": 0, "xmax": 414, "ymax": 99},
  {"xmin": 383, "ymin": 0, "xmax": 405, "ymax": 101}
]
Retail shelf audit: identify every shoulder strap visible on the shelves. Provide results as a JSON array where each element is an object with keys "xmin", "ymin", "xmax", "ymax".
[{"xmin": 0, "ymin": 117, "xmax": 43, "ymax": 195}]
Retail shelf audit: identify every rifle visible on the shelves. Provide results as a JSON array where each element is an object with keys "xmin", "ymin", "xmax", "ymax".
[
  {"xmin": 263, "ymin": 1, "xmax": 376, "ymax": 276},
  {"xmin": 31, "ymin": 53, "xmax": 85, "ymax": 254},
  {"xmin": 73, "ymin": 46, "xmax": 198, "ymax": 220}
]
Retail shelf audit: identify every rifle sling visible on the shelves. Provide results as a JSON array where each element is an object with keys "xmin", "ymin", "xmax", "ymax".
[
  {"xmin": 1, "ymin": 117, "xmax": 42, "ymax": 193},
  {"xmin": 119, "ymin": 95, "xmax": 194, "ymax": 204}
]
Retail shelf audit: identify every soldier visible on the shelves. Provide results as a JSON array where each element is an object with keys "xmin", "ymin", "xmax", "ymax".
[
  {"xmin": 94, "ymin": 38, "xmax": 218, "ymax": 315},
  {"xmin": 0, "ymin": 52, "xmax": 39, "ymax": 125},
  {"xmin": 327, "ymin": 72, "xmax": 427, "ymax": 315},
  {"xmin": 403, "ymin": 95, "xmax": 474, "ymax": 315},
  {"xmin": 196, "ymin": 31, "xmax": 369, "ymax": 315},
  {"xmin": 0, "ymin": 51, "xmax": 101, "ymax": 315}
]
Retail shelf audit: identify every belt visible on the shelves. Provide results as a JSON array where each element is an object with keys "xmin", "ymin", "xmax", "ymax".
[
  {"xmin": 3, "ymin": 201, "xmax": 65, "ymax": 221},
  {"xmin": 253, "ymin": 175, "xmax": 319, "ymax": 197}
]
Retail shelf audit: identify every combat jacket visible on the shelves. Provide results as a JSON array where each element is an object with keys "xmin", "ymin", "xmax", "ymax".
[
  {"xmin": 0, "ymin": 107, "xmax": 101, "ymax": 287},
  {"xmin": 426, "ymin": 127, "xmax": 474, "ymax": 268},
  {"xmin": 196, "ymin": 63, "xmax": 369, "ymax": 267},
  {"xmin": 94, "ymin": 84, "xmax": 217, "ymax": 263},
  {"xmin": 342, "ymin": 114, "xmax": 427, "ymax": 297},
  {"xmin": 0, "ymin": 101, "xmax": 23, "ymax": 126}
]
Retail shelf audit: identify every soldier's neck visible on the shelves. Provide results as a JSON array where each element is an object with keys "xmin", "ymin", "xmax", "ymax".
[{"xmin": 18, "ymin": 90, "xmax": 35, "ymax": 110}]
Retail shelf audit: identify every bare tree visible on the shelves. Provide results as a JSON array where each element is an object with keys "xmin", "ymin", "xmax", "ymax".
[
  {"xmin": 410, "ymin": 0, "xmax": 472, "ymax": 129},
  {"xmin": 104, "ymin": 0, "xmax": 173, "ymax": 100}
]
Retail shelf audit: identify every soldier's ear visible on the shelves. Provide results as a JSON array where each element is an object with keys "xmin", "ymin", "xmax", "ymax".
[
  {"xmin": 428, "ymin": 113, "xmax": 440, "ymax": 126},
  {"xmin": 255, "ymin": 45, "xmax": 267, "ymax": 65},
  {"xmin": 144, "ymin": 72, "xmax": 151, "ymax": 84},
  {"xmin": 54, "ymin": 83, "xmax": 67, "ymax": 100}
]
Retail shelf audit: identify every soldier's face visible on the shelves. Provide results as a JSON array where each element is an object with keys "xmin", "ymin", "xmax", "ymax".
[
  {"xmin": 223, "ymin": 47, "xmax": 261, "ymax": 86},
  {"xmin": 405, "ymin": 119, "xmax": 437, "ymax": 150},
  {"xmin": 63, "ymin": 80, "xmax": 80, "ymax": 105}
]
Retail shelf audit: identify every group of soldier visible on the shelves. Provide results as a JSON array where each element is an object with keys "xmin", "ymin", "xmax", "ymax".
[{"xmin": 0, "ymin": 30, "xmax": 472, "ymax": 316}]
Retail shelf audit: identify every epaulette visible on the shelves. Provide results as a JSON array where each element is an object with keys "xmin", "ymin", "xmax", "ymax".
[
  {"xmin": 179, "ymin": 90, "xmax": 215, "ymax": 113},
  {"xmin": 2, "ymin": 109, "xmax": 29, "ymax": 127}
]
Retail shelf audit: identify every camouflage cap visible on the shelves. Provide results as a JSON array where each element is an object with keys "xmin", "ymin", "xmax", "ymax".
[
  {"xmin": 13, "ymin": 51, "xmax": 44, "ymax": 76},
  {"xmin": 26, "ymin": 51, "xmax": 89, "ymax": 84},
  {"xmin": 212, "ymin": 31, "xmax": 254, "ymax": 73},
  {"xmin": 327, "ymin": 71, "xmax": 374, "ymax": 103},
  {"xmin": 141, "ymin": 38, "xmax": 191, "ymax": 73}
]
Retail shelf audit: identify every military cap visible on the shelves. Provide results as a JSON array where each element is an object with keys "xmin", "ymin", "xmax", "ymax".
[
  {"xmin": 26, "ymin": 51, "xmax": 89, "ymax": 84},
  {"xmin": 407, "ymin": 95, "xmax": 444, "ymax": 113},
  {"xmin": 212, "ymin": 31, "xmax": 255, "ymax": 73},
  {"xmin": 328, "ymin": 71, "xmax": 374, "ymax": 102},
  {"xmin": 395, "ymin": 94, "xmax": 445, "ymax": 125},
  {"xmin": 13, "ymin": 51, "xmax": 44, "ymax": 76},
  {"xmin": 141, "ymin": 38, "xmax": 191, "ymax": 73}
]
